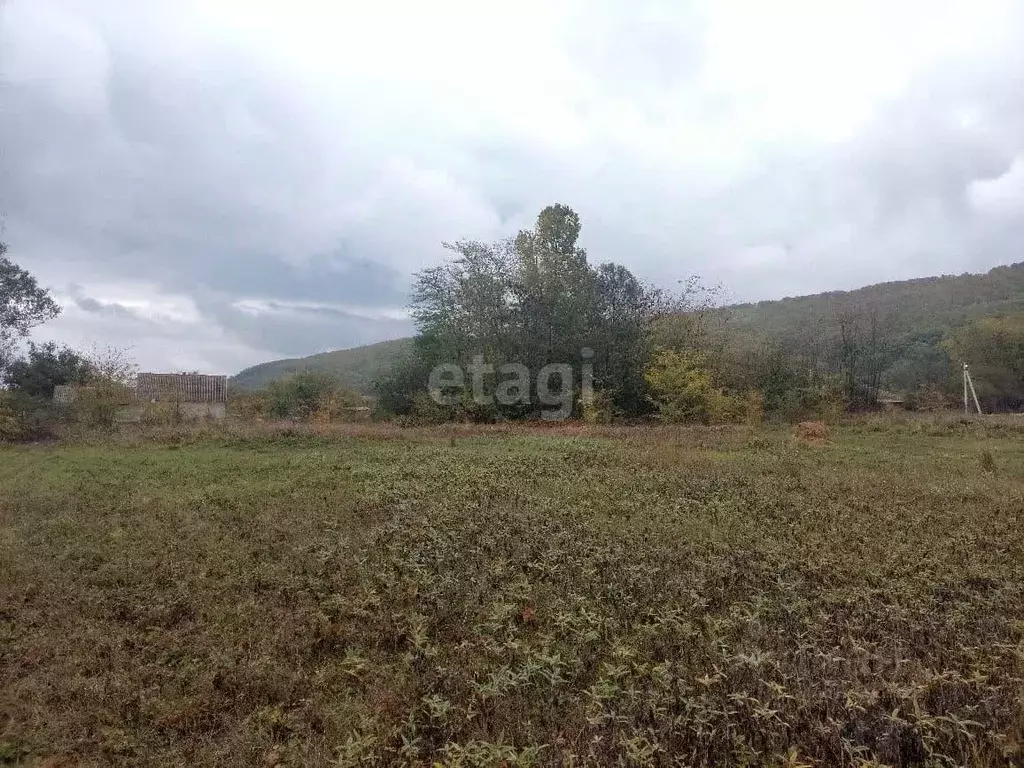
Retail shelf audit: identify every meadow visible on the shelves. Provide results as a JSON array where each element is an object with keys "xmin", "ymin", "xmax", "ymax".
[{"xmin": 1, "ymin": 417, "xmax": 1022, "ymax": 766}]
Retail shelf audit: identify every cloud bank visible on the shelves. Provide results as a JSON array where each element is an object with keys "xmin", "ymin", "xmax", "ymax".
[{"xmin": 2, "ymin": 0, "xmax": 1023, "ymax": 372}]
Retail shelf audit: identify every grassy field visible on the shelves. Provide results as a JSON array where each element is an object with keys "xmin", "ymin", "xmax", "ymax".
[{"xmin": 1, "ymin": 418, "xmax": 1023, "ymax": 766}]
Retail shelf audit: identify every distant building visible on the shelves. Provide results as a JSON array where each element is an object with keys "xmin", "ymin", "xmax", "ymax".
[
  {"xmin": 135, "ymin": 373, "xmax": 228, "ymax": 420},
  {"xmin": 52, "ymin": 373, "xmax": 228, "ymax": 421},
  {"xmin": 136, "ymin": 373, "xmax": 227, "ymax": 403}
]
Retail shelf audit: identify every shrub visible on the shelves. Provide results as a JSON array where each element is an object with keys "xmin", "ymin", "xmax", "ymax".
[
  {"xmin": 743, "ymin": 389, "xmax": 765, "ymax": 427},
  {"xmin": 140, "ymin": 400, "xmax": 185, "ymax": 426},
  {"xmin": 265, "ymin": 371, "xmax": 339, "ymax": 421},
  {"xmin": 311, "ymin": 389, "xmax": 369, "ymax": 423},
  {"xmin": 406, "ymin": 392, "xmax": 462, "ymax": 425},
  {"xmin": 228, "ymin": 391, "xmax": 268, "ymax": 421},
  {"xmin": 581, "ymin": 390, "xmax": 615, "ymax": 424},
  {"xmin": 645, "ymin": 349, "xmax": 741, "ymax": 424},
  {"xmin": 72, "ymin": 381, "xmax": 135, "ymax": 428},
  {"xmin": 0, "ymin": 392, "xmax": 58, "ymax": 442}
]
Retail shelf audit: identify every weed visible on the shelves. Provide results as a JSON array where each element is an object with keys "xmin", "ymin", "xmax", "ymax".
[{"xmin": 1, "ymin": 419, "xmax": 1022, "ymax": 765}]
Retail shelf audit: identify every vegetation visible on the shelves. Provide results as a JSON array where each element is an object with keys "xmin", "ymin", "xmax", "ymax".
[
  {"xmin": 370, "ymin": 207, "xmax": 1023, "ymax": 422},
  {"xmin": 0, "ymin": 243, "xmax": 67, "ymax": 440},
  {"xmin": 2, "ymin": 213, "xmax": 1024, "ymax": 765},
  {"xmin": 1, "ymin": 418, "xmax": 1022, "ymax": 765},
  {"xmin": 3, "ymin": 341, "xmax": 91, "ymax": 398},
  {"xmin": 230, "ymin": 339, "xmax": 414, "ymax": 394},
  {"xmin": 0, "ymin": 241, "xmax": 60, "ymax": 368},
  {"xmin": 227, "ymin": 371, "xmax": 368, "ymax": 424},
  {"xmin": 376, "ymin": 205, "xmax": 719, "ymax": 421},
  {"xmin": 943, "ymin": 314, "xmax": 1024, "ymax": 412},
  {"xmin": 725, "ymin": 263, "xmax": 1024, "ymax": 408},
  {"xmin": 232, "ymin": 226, "xmax": 1023, "ymax": 421}
]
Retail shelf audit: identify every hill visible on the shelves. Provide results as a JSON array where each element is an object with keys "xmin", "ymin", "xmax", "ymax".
[
  {"xmin": 729, "ymin": 262, "xmax": 1024, "ymax": 339},
  {"xmin": 230, "ymin": 338, "xmax": 413, "ymax": 393},
  {"xmin": 232, "ymin": 262, "xmax": 1023, "ymax": 393},
  {"xmin": 726, "ymin": 262, "xmax": 1024, "ymax": 390}
]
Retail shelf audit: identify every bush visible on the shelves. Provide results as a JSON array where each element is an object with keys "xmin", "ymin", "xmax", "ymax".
[
  {"xmin": 905, "ymin": 385, "xmax": 952, "ymax": 412},
  {"xmin": 581, "ymin": 390, "xmax": 616, "ymax": 425},
  {"xmin": 311, "ymin": 389, "xmax": 370, "ymax": 423},
  {"xmin": 407, "ymin": 392, "xmax": 462, "ymax": 425},
  {"xmin": 228, "ymin": 391, "xmax": 268, "ymax": 421},
  {"xmin": 265, "ymin": 371, "xmax": 339, "ymax": 421},
  {"xmin": 774, "ymin": 377, "xmax": 847, "ymax": 424},
  {"xmin": 743, "ymin": 389, "xmax": 765, "ymax": 427},
  {"xmin": 257, "ymin": 372, "xmax": 368, "ymax": 423},
  {"xmin": 0, "ymin": 392, "xmax": 58, "ymax": 442},
  {"xmin": 645, "ymin": 349, "xmax": 742, "ymax": 424},
  {"xmin": 72, "ymin": 381, "xmax": 135, "ymax": 428},
  {"xmin": 140, "ymin": 400, "xmax": 185, "ymax": 426}
]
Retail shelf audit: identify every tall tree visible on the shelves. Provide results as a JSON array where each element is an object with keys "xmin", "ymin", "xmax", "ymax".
[
  {"xmin": 1, "ymin": 242, "xmax": 60, "ymax": 365},
  {"xmin": 592, "ymin": 263, "xmax": 651, "ymax": 413},
  {"xmin": 401, "ymin": 204, "xmax": 659, "ymax": 418}
]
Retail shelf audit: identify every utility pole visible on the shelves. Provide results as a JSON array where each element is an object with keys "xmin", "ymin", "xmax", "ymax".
[{"xmin": 963, "ymin": 362, "xmax": 982, "ymax": 415}]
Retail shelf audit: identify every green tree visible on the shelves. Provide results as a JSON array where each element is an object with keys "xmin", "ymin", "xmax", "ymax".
[
  {"xmin": 509, "ymin": 204, "xmax": 597, "ymax": 385},
  {"xmin": 403, "ymin": 204, "xmax": 653, "ymax": 418},
  {"xmin": 1, "ymin": 242, "xmax": 60, "ymax": 365},
  {"xmin": 591, "ymin": 262, "xmax": 653, "ymax": 415},
  {"xmin": 4, "ymin": 341, "xmax": 91, "ymax": 398},
  {"xmin": 72, "ymin": 346, "xmax": 138, "ymax": 428},
  {"xmin": 387, "ymin": 204, "xmax": 709, "ymax": 421}
]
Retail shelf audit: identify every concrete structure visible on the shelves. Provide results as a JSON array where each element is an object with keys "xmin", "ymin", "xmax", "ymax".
[
  {"xmin": 53, "ymin": 373, "xmax": 228, "ymax": 421},
  {"xmin": 135, "ymin": 373, "xmax": 228, "ymax": 420},
  {"xmin": 53, "ymin": 384, "xmax": 78, "ymax": 405}
]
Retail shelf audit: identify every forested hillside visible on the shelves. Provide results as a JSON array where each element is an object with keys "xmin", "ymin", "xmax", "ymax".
[
  {"xmin": 731, "ymin": 262, "xmax": 1024, "ymax": 338},
  {"xmin": 230, "ymin": 338, "xmax": 412, "ymax": 393},
  {"xmin": 232, "ymin": 253, "xmax": 1024, "ymax": 411},
  {"xmin": 725, "ymin": 261, "xmax": 1024, "ymax": 400}
]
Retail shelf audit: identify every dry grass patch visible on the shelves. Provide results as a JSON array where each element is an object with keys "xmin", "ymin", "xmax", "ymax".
[{"xmin": 1, "ymin": 420, "xmax": 1022, "ymax": 765}]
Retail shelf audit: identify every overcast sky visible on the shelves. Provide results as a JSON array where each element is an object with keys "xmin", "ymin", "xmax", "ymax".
[{"xmin": 2, "ymin": 0, "xmax": 1023, "ymax": 373}]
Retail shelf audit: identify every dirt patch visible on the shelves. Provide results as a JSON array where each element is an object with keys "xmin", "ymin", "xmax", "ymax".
[{"xmin": 795, "ymin": 421, "xmax": 829, "ymax": 441}]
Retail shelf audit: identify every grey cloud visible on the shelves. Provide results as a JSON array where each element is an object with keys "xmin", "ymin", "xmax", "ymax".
[{"xmin": 3, "ymin": 0, "xmax": 1024, "ymax": 371}]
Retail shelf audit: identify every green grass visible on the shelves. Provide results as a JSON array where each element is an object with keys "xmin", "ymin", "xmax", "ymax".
[{"xmin": 1, "ymin": 419, "xmax": 1023, "ymax": 766}]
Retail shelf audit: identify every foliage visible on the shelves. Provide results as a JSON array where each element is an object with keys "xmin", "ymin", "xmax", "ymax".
[
  {"xmin": 742, "ymin": 388, "xmax": 765, "ymax": 427},
  {"xmin": 3, "ymin": 341, "xmax": 91, "ymax": 398},
  {"xmin": 727, "ymin": 262, "xmax": 1024, "ymax": 406},
  {"xmin": 231, "ymin": 338, "xmax": 414, "ymax": 394},
  {"xmin": 0, "ymin": 242, "xmax": 60, "ymax": 362},
  {"xmin": 943, "ymin": 313, "xmax": 1024, "ymax": 411},
  {"xmin": 382, "ymin": 204, "xmax": 710, "ymax": 420},
  {"xmin": 371, "ymin": 351, "xmax": 438, "ymax": 419},
  {"xmin": 581, "ymin": 389, "xmax": 615, "ymax": 424},
  {"xmin": 0, "ymin": 391, "xmax": 58, "ymax": 442},
  {"xmin": 227, "ymin": 390, "xmax": 269, "ymax": 420},
  {"xmin": 644, "ymin": 349, "xmax": 739, "ymax": 424},
  {"xmin": 245, "ymin": 256, "xmax": 1024, "ymax": 420},
  {"xmin": 71, "ymin": 346, "xmax": 139, "ymax": 428},
  {"xmin": 263, "ymin": 370, "xmax": 365, "ymax": 422},
  {"xmin": 311, "ymin": 388, "xmax": 369, "ymax": 423},
  {"xmin": 1, "ymin": 421, "xmax": 1022, "ymax": 764}
]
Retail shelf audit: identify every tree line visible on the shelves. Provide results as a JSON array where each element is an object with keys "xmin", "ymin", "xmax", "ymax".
[
  {"xmin": 2, "ymin": 208, "xmax": 1022, "ymax": 440},
  {"xmin": 374, "ymin": 204, "xmax": 1023, "ymax": 422}
]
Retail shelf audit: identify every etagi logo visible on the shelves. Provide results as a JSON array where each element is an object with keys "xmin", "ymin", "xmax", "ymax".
[{"xmin": 428, "ymin": 348, "xmax": 595, "ymax": 421}]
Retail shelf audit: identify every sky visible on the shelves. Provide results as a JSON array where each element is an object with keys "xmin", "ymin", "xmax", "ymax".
[{"xmin": 2, "ymin": 0, "xmax": 1023, "ymax": 374}]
